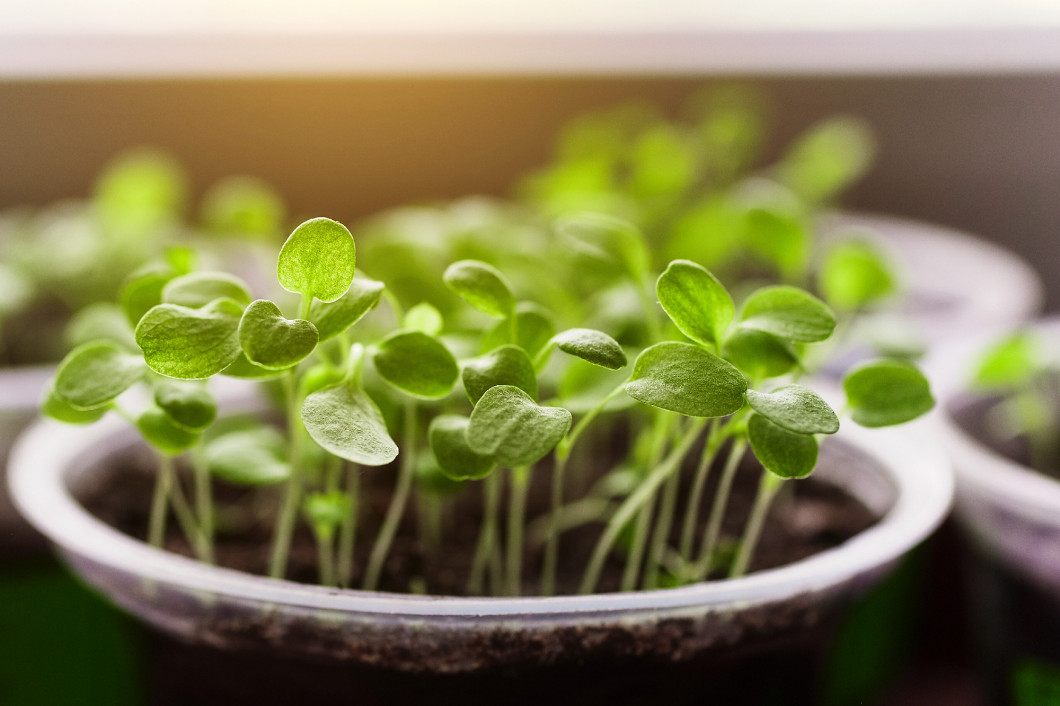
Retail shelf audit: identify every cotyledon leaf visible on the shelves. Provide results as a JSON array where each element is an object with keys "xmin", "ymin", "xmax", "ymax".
[
  {"xmin": 625, "ymin": 341, "xmax": 747, "ymax": 418},
  {"xmin": 746, "ymin": 385, "xmax": 839, "ymax": 435},
  {"xmin": 428, "ymin": 415, "xmax": 494, "ymax": 481},
  {"xmin": 309, "ymin": 278, "xmax": 385, "ymax": 342},
  {"xmin": 53, "ymin": 341, "xmax": 144, "ymax": 410},
  {"xmin": 277, "ymin": 217, "xmax": 356, "ymax": 303},
  {"xmin": 302, "ymin": 382, "xmax": 398, "ymax": 466},
  {"xmin": 136, "ymin": 299, "xmax": 244, "ymax": 379},
  {"xmin": 462, "ymin": 344, "xmax": 538, "ymax": 404},
  {"xmin": 238, "ymin": 299, "xmax": 319, "ymax": 370},
  {"xmin": 467, "ymin": 385, "xmax": 571, "ymax": 468}
]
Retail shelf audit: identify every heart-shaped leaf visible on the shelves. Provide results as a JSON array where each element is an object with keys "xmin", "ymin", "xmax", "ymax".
[
  {"xmin": 404, "ymin": 302, "xmax": 444, "ymax": 336},
  {"xmin": 656, "ymin": 259, "xmax": 734, "ymax": 346},
  {"xmin": 54, "ymin": 342, "xmax": 144, "ymax": 409},
  {"xmin": 238, "ymin": 299, "xmax": 319, "ymax": 371},
  {"xmin": 163, "ymin": 271, "xmax": 253, "ymax": 308},
  {"xmin": 482, "ymin": 304, "xmax": 556, "ymax": 359},
  {"xmin": 136, "ymin": 299, "xmax": 244, "ymax": 379},
  {"xmin": 746, "ymin": 385, "xmax": 839, "ymax": 435},
  {"xmin": 820, "ymin": 239, "xmax": 895, "ymax": 311},
  {"xmin": 467, "ymin": 385, "xmax": 572, "ymax": 467},
  {"xmin": 625, "ymin": 342, "xmax": 747, "ymax": 418},
  {"xmin": 722, "ymin": 328, "xmax": 798, "ymax": 381},
  {"xmin": 120, "ymin": 266, "xmax": 175, "ymax": 327},
  {"xmin": 748, "ymin": 413, "xmax": 818, "ymax": 479},
  {"xmin": 843, "ymin": 359, "xmax": 934, "ymax": 428},
  {"xmin": 739, "ymin": 286, "xmax": 836, "ymax": 343},
  {"xmin": 277, "ymin": 217, "xmax": 356, "ymax": 303},
  {"xmin": 462, "ymin": 344, "xmax": 538, "ymax": 404},
  {"xmin": 204, "ymin": 427, "xmax": 291, "ymax": 485},
  {"xmin": 553, "ymin": 328, "xmax": 627, "ymax": 370},
  {"xmin": 309, "ymin": 278, "xmax": 385, "ymax": 342},
  {"xmin": 428, "ymin": 415, "xmax": 494, "ymax": 481},
  {"xmin": 137, "ymin": 406, "xmax": 200, "ymax": 455},
  {"xmin": 41, "ymin": 383, "xmax": 108, "ymax": 424},
  {"xmin": 373, "ymin": 330, "xmax": 458, "ymax": 399},
  {"xmin": 154, "ymin": 380, "xmax": 217, "ymax": 432},
  {"xmin": 302, "ymin": 382, "xmax": 398, "ymax": 466},
  {"xmin": 443, "ymin": 260, "xmax": 515, "ymax": 318}
]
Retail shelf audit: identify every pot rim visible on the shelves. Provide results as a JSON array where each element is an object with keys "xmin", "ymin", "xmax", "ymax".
[{"xmin": 8, "ymin": 401, "xmax": 952, "ymax": 619}]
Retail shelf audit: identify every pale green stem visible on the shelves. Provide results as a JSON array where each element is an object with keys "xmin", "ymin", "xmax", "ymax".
[
  {"xmin": 621, "ymin": 500, "xmax": 655, "ymax": 592},
  {"xmin": 337, "ymin": 466, "xmax": 359, "ymax": 588},
  {"xmin": 697, "ymin": 438, "xmax": 748, "ymax": 577},
  {"xmin": 363, "ymin": 401, "xmax": 417, "ymax": 591},
  {"xmin": 316, "ymin": 531, "xmax": 336, "ymax": 587},
  {"xmin": 191, "ymin": 444, "xmax": 214, "ymax": 564},
  {"xmin": 580, "ymin": 419, "xmax": 708, "ymax": 595},
  {"xmin": 729, "ymin": 471, "xmax": 784, "ymax": 578},
  {"xmin": 148, "ymin": 456, "xmax": 172, "ymax": 548},
  {"xmin": 468, "ymin": 472, "xmax": 501, "ymax": 595},
  {"xmin": 168, "ymin": 467, "xmax": 210, "ymax": 562},
  {"xmin": 268, "ymin": 367, "xmax": 304, "ymax": 579},
  {"xmin": 506, "ymin": 466, "xmax": 529, "ymax": 596},
  {"xmin": 679, "ymin": 418, "xmax": 721, "ymax": 561},
  {"xmin": 644, "ymin": 469, "xmax": 680, "ymax": 589}
]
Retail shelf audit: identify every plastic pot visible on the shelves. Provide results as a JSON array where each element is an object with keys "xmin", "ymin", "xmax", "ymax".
[
  {"xmin": 9, "ymin": 400, "xmax": 952, "ymax": 704},
  {"xmin": 0, "ymin": 365, "xmax": 53, "ymax": 557}
]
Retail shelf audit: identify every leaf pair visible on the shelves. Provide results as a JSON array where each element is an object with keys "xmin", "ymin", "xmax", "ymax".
[{"xmin": 745, "ymin": 385, "xmax": 839, "ymax": 479}]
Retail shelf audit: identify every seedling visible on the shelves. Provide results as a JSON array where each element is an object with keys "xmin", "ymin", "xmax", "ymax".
[{"xmin": 44, "ymin": 209, "xmax": 934, "ymax": 598}]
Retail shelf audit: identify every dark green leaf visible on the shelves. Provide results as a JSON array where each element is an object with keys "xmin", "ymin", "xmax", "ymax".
[
  {"xmin": 467, "ymin": 385, "xmax": 571, "ymax": 467},
  {"xmin": 481, "ymin": 304, "xmax": 556, "ymax": 359},
  {"xmin": 54, "ymin": 342, "xmax": 143, "ymax": 409},
  {"xmin": 204, "ymin": 427, "xmax": 291, "ymax": 485},
  {"xmin": 748, "ymin": 414, "xmax": 818, "ymax": 479},
  {"xmin": 656, "ymin": 259, "xmax": 734, "ymax": 346},
  {"xmin": 443, "ymin": 260, "xmax": 515, "ymax": 318},
  {"xmin": 722, "ymin": 328, "xmax": 798, "ymax": 381},
  {"xmin": 462, "ymin": 344, "xmax": 538, "ymax": 404},
  {"xmin": 136, "ymin": 299, "xmax": 244, "ymax": 379},
  {"xmin": 302, "ymin": 382, "xmax": 398, "ymax": 465},
  {"xmin": 238, "ymin": 299, "xmax": 319, "ymax": 371},
  {"xmin": 137, "ymin": 406, "xmax": 200, "ymax": 455},
  {"xmin": 277, "ymin": 217, "xmax": 356, "ymax": 303},
  {"xmin": 553, "ymin": 328, "xmax": 627, "ymax": 370},
  {"xmin": 153, "ymin": 380, "xmax": 217, "ymax": 431},
  {"xmin": 746, "ymin": 385, "xmax": 839, "ymax": 435},
  {"xmin": 163, "ymin": 271, "xmax": 253, "ymax": 308},
  {"xmin": 309, "ymin": 278, "xmax": 385, "ymax": 342},
  {"xmin": 428, "ymin": 415, "xmax": 494, "ymax": 481},
  {"xmin": 373, "ymin": 331, "xmax": 458, "ymax": 399},
  {"xmin": 625, "ymin": 342, "xmax": 747, "ymax": 417},
  {"xmin": 843, "ymin": 359, "xmax": 934, "ymax": 428},
  {"xmin": 739, "ymin": 286, "xmax": 836, "ymax": 343}
]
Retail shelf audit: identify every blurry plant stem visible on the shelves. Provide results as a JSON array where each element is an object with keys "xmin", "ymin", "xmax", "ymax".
[
  {"xmin": 696, "ymin": 438, "xmax": 748, "ymax": 579},
  {"xmin": 364, "ymin": 400, "xmax": 417, "ymax": 591},
  {"xmin": 729, "ymin": 471, "xmax": 783, "ymax": 578},
  {"xmin": 644, "ymin": 469, "xmax": 680, "ymax": 589},
  {"xmin": 506, "ymin": 467, "xmax": 529, "ymax": 596},
  {"xmin": 190, "ymin": 443, "xmax": 214, "ymax": 564},
  {"xmin": 468, "ymin": 472, "xmax": 501, "ymax": 595},
  {"xmin": 268, "ymin": 366, "xmax": 304, "ymax": 579},
  {"xmin": 148, "ymin": 455, "xmax": 173, "ymax": 549},
  {"xmin": 337, "ymin": 466, "xmax": 359, "ymax": 588},
  {"xmin": 316, "ymin": 531, "xmax": 336, "ymax": 587},
  {"xmin": 168, "ymin": 467, "xmax": 211, "ymax": 562},
  {"xmin": 621, "ymin": 500, "xmax": 655, "ymax": 591},
  {"xmin": 679, "ymin": 418, "xmax": 722, "ymax": 560}
]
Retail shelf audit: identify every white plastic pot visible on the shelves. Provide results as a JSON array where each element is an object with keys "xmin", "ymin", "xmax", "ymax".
[{"xmin": 0, "ymin": 365, "xmax": 53, "ymax": 554}]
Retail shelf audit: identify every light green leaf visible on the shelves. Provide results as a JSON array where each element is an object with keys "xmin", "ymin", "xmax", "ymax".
[
  {"xmin": 277, "ymin": 217, "xmax": 356, "ymax": 303},
  {"xmin": 746, "ymin": 385, "xmax": 839, "ymax": 435},
  {"xmin": 120, "ymin": 266, "xmax": 175, "ymax": 327},
  {"xmin": 373, "ymin": 330, "xmax": 458, "ymax": 399},
  {"xmin": 309, "ymin": 278, "xmax": 384, "ymax": 342},
  {"xmin": 65, "ymin": 303, "xmax": 136, "ymax": 350},
  {"xmin": 404, "ymin": 302, "xmax": 443, "ymax": 336},
  {"xmin": 415, "ymin": 455, "xmax": 466, "ymax": 495},
  {"xmin": 221, "ymin": 351, "xmax": 285, "ymax": 379},
  {"xmin": 481, "ymin": 304, "xmax": 556, "ymax": 359},
  {"xmin": 428, "ymin": 415, "xmax": 494, "ymax": 481},
  {"xmin": 739, "ymin": 286, "xmax": 836, "ymax": 343},
  {"xmin": 301, "ymin": 363, "xmax": 347, "ymax": 397},
  {"xmin": 776, "ymin": 116, "xmax": 875, "ymax": 204},
  {"xmin": 656, "ymin": 259, "xmax": 734, "ymax": 346},
  {"xmin": 748, "ymin": 413, "xmax": 818, "ymax": 479},
  {"xmin": 238, "ymin": 299, "xmax": 319, "ymax": 371},
  {"xmin": 201, "ymin": 176, "xmax": 285, "ymax": 239},
  {"xmin": 153, "ymin": 380, "xmax": 217, "ymax": 432},
  {"xmin": 136, "ymin": 299, "xmax": 244, "ymax": 379},
  {"xmin": 302, "ymin": 382, "xmax": 398, "ymax": 466},
  {"xmin": 722, "ymin": 329, "xmax": 798, "ymax": 381},
  {"xmin": 552, "ymin": 328, "xmax": 627, "ymax": 370},
  {"xmin": 40, "ymin": 383, "xmax": 108, "ymax": 424},
  {"xmin": 743, "ymin": 207, "xmax": 810, "ymax": 281},
  {"xmin": 94, "ymin": 149, "xmax": 186, "ymax": 233},
  {"xmin": 467, "ymin": 385, "xmax": 572, "ymax": 467},
  {"xmin": 554, "ymin": 212, "xmax": 650, "ymax": 281},
  {"xmin": 443, "ymin": 260, "xmax": 515, "ymax": 318},
  {"xmin": 137, "ymin": 406, "xmax": 200, "ymax": 455},
  {"xmin": 54, "ymin": 342, "xmax": 143, "ymax": 409},
  {"xmin": 204, "ymin": 427, "xmax": 291, "ymax": 485},
  {"xmin": 462, "ymin": 344, "xmax": 538, "ymax": 404},
  {"xmin": 843, "ymin": 359, "xmax": 934, "ymax": 428},
  {"xmin": 973, "ymin": 332, "xmax": 1041, "ymax": 390},
  {"xmin": 820, "ymin": 239, "xmax": 896, "ymax": 311},
  {"xmin": 303, "ymin": 491, "xmax": 352, "ymax": 539},
  {"xmin": 625, "ymin": 341, "xmax": 747, "ymax": 418},
  {"xmin": 163, "ymin": 271, "xmax": 253, "ymax": 308}
]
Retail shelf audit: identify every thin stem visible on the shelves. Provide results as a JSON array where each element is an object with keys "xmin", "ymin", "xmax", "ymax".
[
  {"xmin": 621, "ymin": 500, "xmax": 655, "ymax": 591},
  {"xmin": 363, "ymin": 401, "xmax": 417, "ymax": 591},
  {"xmin": 540, "ymin": 453, "xmax": 567, "ymax": 597},
  {"xmin": 468, "ymin": 473, "xmax": 501, "ymax": 595},
  {"xmin": 191, "ymin": 443, "xmax": 214, "ymax": 564},
  {"xmin": 268, "ymin": 367, "xmax": 304, "ymax": 579},
  {"xmin": 580, "ymin": 419, "xmax": 707, "ymax": 595},
  {"xmin": 506, "ymin": 466, "xmax": 529, "ymax": 596},
  {"xmin": 697, "ymin": 438, "xmax": 748, "ymax": 577},
  {"xmin": 679, "ymin": 418, "xmax": 721, "ymax": 560},
  {"xmin": 316, "ymin": 532, "xmax": 336, "ymax": 587},
  {"xmin": 644, "ymin": 469, "xmax": 680, "ymax": 589},
  {"xmin": 148, "ymin": 455, "xmax": 173, "ymax": 548},
  {"xmin": 168, "ymin": 471, "xmax": 209, "ymax": 560},
  {"xmin": 337, "ymin": 466, "xmax": 359, "ymax": 588},
  {"xmin": 635, "ymin": 275, "xmax": 663, "ymax": 343},
  {"xmin": 729, "ymin": 471, "xmax": 783, "ymax": 578}
]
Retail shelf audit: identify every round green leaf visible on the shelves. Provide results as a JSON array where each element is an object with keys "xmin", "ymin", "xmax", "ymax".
[
  {"xmin": 54, "ymin": 342, "xmax": 144, "ymax": 410},
  {"xmin": 201, "ymin": 176, "xmax": 285, "ymax": 239},
  {"xmin": 404, "ymin": 302, "xmax": 444, "ymax": 336},
  {"xmin": 163, "ymin": 271, "xmax": 253, "ymax": 309},
  {"xmin": 462, "ymin": 344, "xmax": 538, "ymax": 404},
  {"xmin": 94, "ymin": 149, "xmax": 186, "ymax": 233},
  {"xmin": 153, "ymin": 380, "xmax": 217, "ymax": 432},
  {"xmin": 820, "ymin": 239, "xmax": 896, "ymax": 311},
  {"xmin": 746, "ymin": 385, "xmax": 839, "ymax": 435},
  {"xmin": 748, "ymin": 413, "xmax": 818, "ymax": 479},
  {"xmin": 136, "ymin": 299, "xmax": 244, "ymax": 379},
  {"xmin": 238, "ymin": 299, "xmax": 319, "ymax": 371},
  {"xmin": 467, "ymin": 385, "xmax": 572, "ymax": 467},
  {"xmin": 974, "ymin": 332, "xmax": 1041, "ymax": 390},
  {"xmin": 204, "ymin": 428, "xmax": 291, "ymax": 485},
  {"xmin": 137, "ymin": 406, "xmax": 200, "ymax": 455},
  {"xmin": 554, "ymin": 213, "xmax": 650, "ymax": 281},
  {"xmin": 65, "ymin": 303, "xmax": 136, "ymax": 350},
  {"xmin": 302, "ymin": 382, "xmax": 398, "ymax": 466},
  {"xmin": 41, "ymin": 383, "xmax": 108, "ymax": 424},
  {"xmin": 428, "ymin": 415, "xmax": 494, "ymax": 481},
  {"xmin": 776, "ymin": 116, "xmax": 875, "ymax": 204},
  {"xmin": 303, "ymin": 491, "xmax": 352, "ymax": 538},
  {"xmin": 739, "ymin": 286, "xmax": 836, "ymax": 343},
  {"xmin": 277, "ymin": 217, "xmax": 356, "ymax": 303},
  {"xmin": 722, "ymin": 328, "xmax": 798, "ymax": 381},
  {"xmin": 481, "ymin": 304, "xmax": 556, "ymax": 359},
  {"xmin": 552, "ymin": 328, "xmax": 627, "ymax": 370},
  {"xmin": 373, "ymin": 331, "xmax": 458, "ymax": 399},
  {"xmin": 843, "ymin": 359, "xmax": 935, "ymax": 428},
  {"xmin": 625, "ymin": 342, "xmax": 747, "ymax": 418},
  {"xmin": 656, "ymin": 259, "xmax": 734, "ymax": 346},
  {"xmin": 443, "ymin": 260, "xmax": 515, "ymax": 318},
  {"xmin": 120, "ymin": 266, "xmax": 175, "ymax": 327},
  {"xmin": 309, "ymin": 278, "xmax": 385, "ymax": 342}
]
